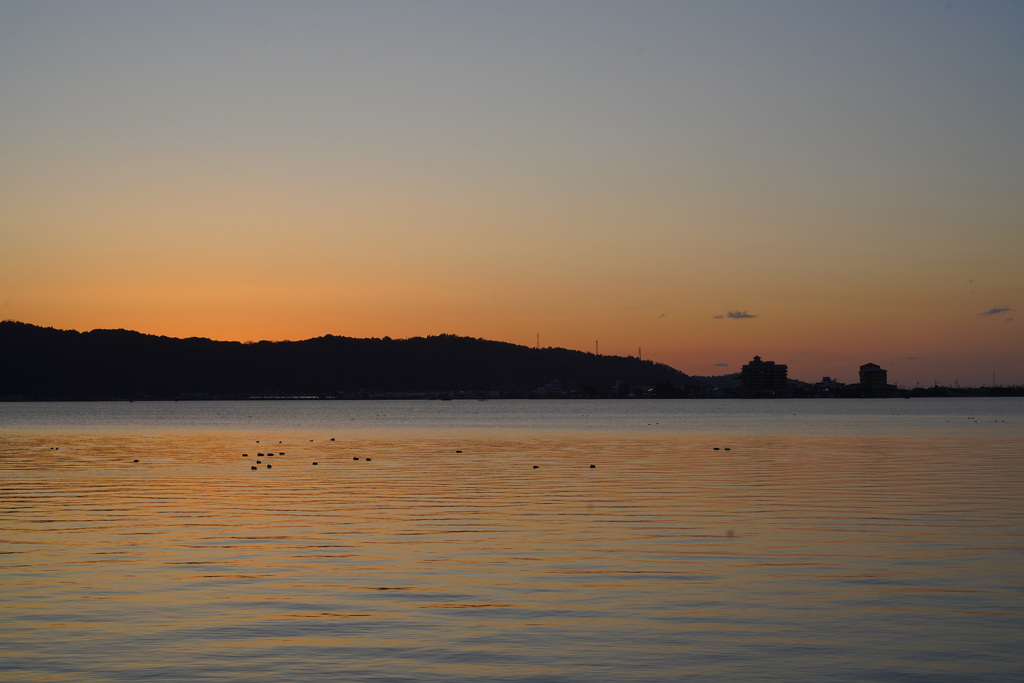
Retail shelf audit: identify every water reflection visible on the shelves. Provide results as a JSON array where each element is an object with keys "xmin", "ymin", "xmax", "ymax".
[
  {"xmin": 1, "ymin": 427, "xmax": 1022, "ymax": 680},
  {"xmin": 2, "ymin": 397, "xmax": 1022, "ymax": 436}
]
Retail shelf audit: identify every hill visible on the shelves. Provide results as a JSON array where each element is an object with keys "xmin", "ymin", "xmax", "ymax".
[{"xmin": 0, "ymin": 321, "xmax": 697, "ymax": 400}]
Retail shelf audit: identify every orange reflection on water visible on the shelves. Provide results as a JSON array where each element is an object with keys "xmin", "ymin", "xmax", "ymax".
[{"xmin": 2, "ymin": 429, "xmax": 1023, "ymax": 680}]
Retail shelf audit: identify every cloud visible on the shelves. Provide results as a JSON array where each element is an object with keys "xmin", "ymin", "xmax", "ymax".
[
  {"xmin": 980, "ymin": 306, "xmax": 1014, "ymax": 316},
  {"xmin": 712, "ymin": 315, "xmax": 723, "ymax": 319},
  {"xmin": 713, "ymin": 362, "xmax": 730, "ymax": 367},
  {"xmin": 904, "ymin": 356, "xmax": 920, "ymax": 361},
  {"xmin": 726, "ymin": 310, "xmax": 757, "ymax": 319},
  {"xmin": 657, "ymin": 313, "xmax": 666, "ymax": 320}
]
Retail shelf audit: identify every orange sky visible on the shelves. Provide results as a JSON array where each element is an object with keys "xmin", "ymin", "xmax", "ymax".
[{"xmin": 2, "ymin": 2, "xmax": 1022, "ymax": 386}]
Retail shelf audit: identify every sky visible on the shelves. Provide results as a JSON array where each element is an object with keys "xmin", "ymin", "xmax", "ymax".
[{"xmin": 2, "ymin": 1, "xmax": 1022, "ymax": 387}]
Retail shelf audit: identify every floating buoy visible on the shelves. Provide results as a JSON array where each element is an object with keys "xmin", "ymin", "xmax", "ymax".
[
  {"xmin": 267, "ymin": 464, "xmax": 272, "ymax": 469},
  {"xmin": 251, "ymin": 466, "xmax": 257, "ymax": 470},
  {"xmin": 312, "ymin": 462, "xmax": 318, "ymax": 465},
  {"xmin": 133, "ymin": 459, "xmax": 139, "ymax": 463},
  {"xmin": 533, "ymin": 465, "xmax": 539, "ymax": 469},
  {"xmin": 590, "ymin": 464, "xmax": 595, "ymax": 468},
  {"xmin": 354, "ymin": 456, "xmax": 360, "ymax": 460}
]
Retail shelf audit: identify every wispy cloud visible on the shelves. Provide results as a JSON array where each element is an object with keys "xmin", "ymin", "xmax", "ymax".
[
  {"xmin": 980, "ymin": 306, "xmax": 1014, "ymax": 316},
  {"xmin": 904, "ymin": 356, "xmax": 920, "ymax": 361},
  {"xmin": 726, "ymin": 310, "xmax": 757, "ymax": 319},
  {"xmin": 713, "ymin": 362, "xmax": 730, "ymax": 367},
  {"xmin": 657, "ymin": 313, "xmax": 666, "ymax": 320}
]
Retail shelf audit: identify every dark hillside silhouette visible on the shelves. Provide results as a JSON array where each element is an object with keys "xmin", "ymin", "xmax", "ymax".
[{"xmin": 0, "ymin": 321, "xmax": 696, "ymax": 400}]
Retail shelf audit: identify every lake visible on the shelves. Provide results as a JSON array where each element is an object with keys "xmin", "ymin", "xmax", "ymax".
[{"xmin": 1, "ymin": 399, "xmax": 1022, "ymax": 681}]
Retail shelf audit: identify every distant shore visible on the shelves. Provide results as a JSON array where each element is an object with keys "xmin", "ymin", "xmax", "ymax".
[
  {"xmin": 4, "ymin": 388, "xmax": 1023, "ymax": 402},
  {"xmin": 3, "ymin": 321, "xmax": 1021, "ymax": 401}
]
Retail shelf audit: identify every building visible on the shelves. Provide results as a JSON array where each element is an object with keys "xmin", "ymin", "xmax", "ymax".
[
  {"xmin": 859, "ymin": 363, "xmax": 888, "ymax": 394},
  {"xmin": 814, "ymin": 376, "xmax": 844, "ymax": 397},
  {"xmin": 741, "ymin": 355, "xmax": 788, "ymax": 395}
]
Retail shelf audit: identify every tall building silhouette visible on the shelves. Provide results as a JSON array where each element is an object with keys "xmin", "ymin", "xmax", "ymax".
[
  {"xmin": 859, "ymin": 363, "xmax": 888, "ymax": 395},
  {"xmin": 741, "ymin": 355, "xmax": 788, "ymax": 395}
]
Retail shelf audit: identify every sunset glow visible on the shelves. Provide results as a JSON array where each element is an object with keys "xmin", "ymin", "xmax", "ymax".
[{"xmin": 2, "ymin": 1, "xmax": 1022, "ymax": 386}]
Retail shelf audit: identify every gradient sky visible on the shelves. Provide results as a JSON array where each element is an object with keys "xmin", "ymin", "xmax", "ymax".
[{"xmin": 2, "ymin": 1, "xmax": 1022, "ymax": 386}]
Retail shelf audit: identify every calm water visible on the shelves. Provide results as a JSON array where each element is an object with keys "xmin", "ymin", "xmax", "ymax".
[{"xmin": 1, "ymin": 399, "xmax": 1022, "ymax": 681}]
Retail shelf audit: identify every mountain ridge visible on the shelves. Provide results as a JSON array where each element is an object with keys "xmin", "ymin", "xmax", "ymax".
[{"xmin": 0, "ymin": 321, "xmax": 697, "ymax": 400}]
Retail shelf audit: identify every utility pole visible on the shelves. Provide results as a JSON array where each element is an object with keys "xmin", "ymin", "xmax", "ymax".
[{"xmin": 595, "ymin": 340, "xmax": 599, "ymax": 356}]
